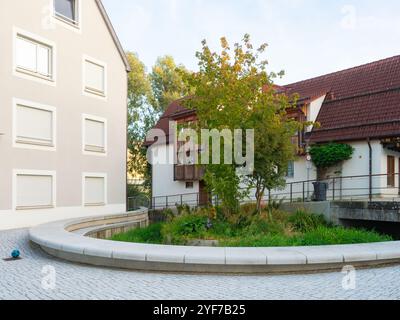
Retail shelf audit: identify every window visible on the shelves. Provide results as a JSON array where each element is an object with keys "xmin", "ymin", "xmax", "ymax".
[
  {"xmin": 387, "ymin": 156, "xmax": 395, "ymax": 187},
  {"xmin": 83, "ymin": 57, "xmax": 106, "ymax": 97},
  {"xmin": 286, "ymin": 161, "xmax": 295, "ymax": 178},
  {"xmin": 82, "ymin": 115, "xmax": 107, "ymax": 154},
  {"xmin": 83, "ymin": 174, "xmax": 107, "ymax": 206},
  {"xmin": 186, "ymin": 182, "xmax": 194, "ymax": 189},
  {"xmin": 13, "ymin": 99, "xmax": 56, "ymax": 149},
  {"xmin": 54, "ymin": 0, "xmax": 79, "ymax": 25},
  {"xmin": 14, "ymin": 170, "xmax": 56, "ymax": 210},
  {"xmin": 15, "ymin": 34, "xmax": 53, "ymax": 80}
]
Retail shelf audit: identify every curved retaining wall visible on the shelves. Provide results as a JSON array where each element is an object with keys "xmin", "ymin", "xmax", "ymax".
[{"xmin": 29, "ymin": 210, "xmax": 400, "ymax": 274}]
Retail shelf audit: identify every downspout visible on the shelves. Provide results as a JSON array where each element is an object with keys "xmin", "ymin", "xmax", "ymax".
[{"xmin": 367, "ymin": 138, "xmax": 373, "ymax": 202}]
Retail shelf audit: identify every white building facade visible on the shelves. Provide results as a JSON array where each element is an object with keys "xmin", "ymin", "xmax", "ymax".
[
  {"xmin": 148, "ymin": 56, "xmax": 400, "ymax": 207},
  {"xmin": 0, "ymin": 0, "xmax": 130, "ymax": 229}
]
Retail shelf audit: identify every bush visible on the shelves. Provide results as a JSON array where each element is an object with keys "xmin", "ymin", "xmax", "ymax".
[
  {"xmin": 244, "ymin": 218, "xmax": 285, "ymax": 236},
  {"xmin": 288, "ymin": 210, "xmax": 328, "ymax": 232},
  {"xmin": 161, "ymin": 213, "xmax": 208, "ymax": 244},
  {"xmin": 110, "ymin": 223, "xmax": 163, "ymax": 244},
  {"xmin": 297, "ymin": 226, "xmax": 392, "ymax": 246},
  {"xmin": 110, "ymin": 207, "xmax": 393, "ymax": 247}
]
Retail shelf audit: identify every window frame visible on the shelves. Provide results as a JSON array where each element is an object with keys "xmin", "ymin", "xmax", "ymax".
[
  {"xmin": 53, "ymin": 0, "xmax": 81, "ymax": 29},
  {"xmin": 286, "ymin": 161, "xmax": 295, "ymax": 179},
  {"xmin": 12, "ymin": 98, "xmax": 57, "ymax": 151},
  {"xmin": 13, "ymin": 28, "xmax": 56, "ymax": 85},
  {"xmin": 12, "ymin": 169, "xmax": 56, "ymax": 210},
  {"xmin": 82, "ymin": 114, "xmax": 107, "ymax": 156},
  {"xmin": 185, "ymin": 182, "xmax": 194, "ymax": 189},
  {"xmin": 82, "ymin": 55, "xmax": 107, "ymax": 99},
  {"xmin": 82, "ymin": 172, "xmax": 107, "ymax": 207}
]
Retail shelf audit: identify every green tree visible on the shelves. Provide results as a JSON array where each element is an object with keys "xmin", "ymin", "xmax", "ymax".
[
  {"xmin": 182, "ymin": 34, "xmax": 301, "ymax": 215},
  {"xmin": 247, "ymin": 97, "xmax": 300, "ymax": 214},
  {"xmin": 127, "ymin": 53, "xmax": 191, "ymax": 195},
  {"xmin": 126, "ymin": 52, "xmax": 158, "ymax": 193},
  {"xmin": 150, "ymin": 55, "xmax": 190, "ymax": 112}
]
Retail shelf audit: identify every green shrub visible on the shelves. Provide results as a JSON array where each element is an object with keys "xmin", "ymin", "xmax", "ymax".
[
  {"xmin": 240, "ymin": 203, "xmax": 258, "ymax": 216},
  {"xmin": 110, "ymin": 207, "xmax": 392, "ymax": 247},
  {"xmin": 243, "ymin": 217, "xmax": 285, "ymax": 236},
  {"xmin": 288, "ymin": 210, "xmax": 328, "ymax": 232},
  {"xmin": 297, "ymin": 226, "xmax": 392, "ymax": 246},
  {"xmin": 161, "ymin": 213, "xmax": 208, "ymax": 244},
  {"xmin": 176, "ymin": 204, "xmax": 192, "ymax": 216},
  {"xmin": 110, "ymin": 223, "xmax": 163, "ymax": 244}
]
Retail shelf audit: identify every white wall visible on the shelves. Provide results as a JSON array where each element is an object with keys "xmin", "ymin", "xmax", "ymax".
[
  {"xmin": 0, "ymin": 204, "xmax": 125, "ymax": 231},
  {"xmin": 244, "ymin": 140, "xmax": 400, "ymax": 202},
  {"xmin": 151, "ymin": 144, "xmax": 200, "ymax": 208},
  {"xmin": 0, "ymin": 0, "xmax": 127, "ymax": 227},
  {"xmin": 306, "ymin": 95, "xmax": 326, "ymax": 132},
  {"xmin": 151, "ymin": 140, "xmax": 400, "ymax": 207}
]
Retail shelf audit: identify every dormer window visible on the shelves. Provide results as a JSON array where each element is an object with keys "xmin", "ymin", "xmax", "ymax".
[{"xmin": 54, "ymin": 0, "xmax": 79, "ymax": 26}]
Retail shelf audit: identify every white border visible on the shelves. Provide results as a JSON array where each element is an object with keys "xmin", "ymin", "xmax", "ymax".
[
  {"xmin": 82, "ymin": 55, "xmax": 108, "ymax": 100},
  {"xmin": 82, "ymin": 172, "xmax": 108, "ymax": 207},
  {"xmin": 12, "ymin": 169, "xmax": 57, "ymax": 210},
  {"xmin": 51, "ymin": 0, "xmax": 82, "ymax": 33},
  {"xmin": 12, "ymin": 98, "xmax": 57, "ymax": 152},
  {"xmin": 82, "ymin": 114, "xmax": 108, "ymax": 157},
  {"xmin": 13, "ymin": 27, "xmax": 57, "ymax": 86}
]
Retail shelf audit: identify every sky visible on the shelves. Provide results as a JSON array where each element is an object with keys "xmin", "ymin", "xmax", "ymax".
[{"xmin": 102, "ymin": 0, "xmax": 400, "ymax": 85}]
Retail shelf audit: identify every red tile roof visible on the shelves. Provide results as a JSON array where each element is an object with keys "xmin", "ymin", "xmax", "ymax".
[
  {"xmin": 282, "ymin": 55, "xmax": 400, "ymax": 143},
  {"xmin": 147, "ymin": 55, "xmax": 400, "ymax": 146},
  {"xmin": 144, "ymin": 99, "xmax": 190, "ymax": 146}
]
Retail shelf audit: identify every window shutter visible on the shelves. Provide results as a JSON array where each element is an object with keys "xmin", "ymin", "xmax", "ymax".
[
  {"xmin": 85, "ymin": 118, "xmax": 105, "ymax": 151},
  {"xmin": 16, "ymin": 175, "xmax": 53, "ymax": 208},
  {"xmin": 16, "ymin": 105, "xmax": 53, "ymax": 145},
  {"xmin": 85, "ymin": 60, "xmax": 104, "ymax": 93},
  {"xmin": 85, "ymin": 177, "xmax": 105, "ymax": 205}
]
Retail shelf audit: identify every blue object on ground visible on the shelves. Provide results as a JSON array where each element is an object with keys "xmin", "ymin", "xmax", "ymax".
[{"xmin": 11, "ymin": 250, "xmax": 20, "ymax": 259}]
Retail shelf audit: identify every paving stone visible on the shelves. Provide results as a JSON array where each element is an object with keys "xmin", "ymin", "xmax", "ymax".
[{"xmin": 1, "ymin": 229, "xmax": 400, "ymax": 300}]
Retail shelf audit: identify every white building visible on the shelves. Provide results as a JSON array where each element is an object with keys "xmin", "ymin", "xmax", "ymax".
[
  {"xmin": 0, "ymin": 0, "xmax": 130, "ymax": 229},
  {"xmin": 147, "ymin": 56, "xmax": 400, "ymax": 207}
]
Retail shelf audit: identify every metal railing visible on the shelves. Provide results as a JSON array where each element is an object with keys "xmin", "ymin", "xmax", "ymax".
[
  {"xmin": 127, "ymin": 194, "xmax": 150, "ymax": 211},
  {"xmin": 128, "ymin": 173, "xmax": 400, "ymax": 211}
]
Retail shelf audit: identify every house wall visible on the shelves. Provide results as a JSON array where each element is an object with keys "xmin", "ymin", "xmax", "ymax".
[
  {"xmin": 0, "ymin": 0, "xmax": 127, "ymax": 229},
  {"xmin": 273, "ymin": 140, "xmax": 400, "ymax": 201},
  {"xmin": 306, "ymin": 95, "xmax": 326, "ymax": 132},
  {"xmin": 245, "ymin": 140, "xmax": 400, "ymax": 203},
  {"xmin": 151, "ymin": 144, "xmax": 200, "ymax": 208}
]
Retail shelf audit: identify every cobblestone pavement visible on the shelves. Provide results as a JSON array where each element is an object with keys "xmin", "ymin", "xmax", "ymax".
[{"xmin": 1, "ymin": 229, "xmax": 400, "ymax": 300}]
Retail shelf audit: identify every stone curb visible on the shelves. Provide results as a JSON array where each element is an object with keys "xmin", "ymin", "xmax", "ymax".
[{"xmin": 29, "ymin": 210, "xmax": 400, "ymax": 274}]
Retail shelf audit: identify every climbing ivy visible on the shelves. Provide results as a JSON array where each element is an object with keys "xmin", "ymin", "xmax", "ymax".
[{"xmin": 309, "ymin": 143, "xmax": 354, "ymax": 169}]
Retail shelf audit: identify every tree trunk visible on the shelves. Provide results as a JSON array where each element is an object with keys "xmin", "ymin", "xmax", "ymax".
[
  {"xmin": 255, "ymin": 184, "xmax": 265, "ymax": 215},
  {"xmin": 317, "ymin": 167, "xmax": 328, "ymax": 181},
  {"xmin": 267, "ymin": 188, "xmax": 273, "ymax": 221}
]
